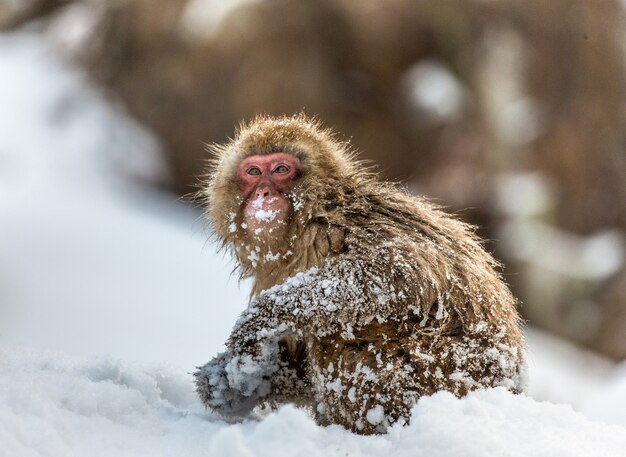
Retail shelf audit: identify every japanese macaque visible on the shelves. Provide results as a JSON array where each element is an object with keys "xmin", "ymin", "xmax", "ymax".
[{"xmin": 195, "ymin": 114, "xmax": 526, "ymax": 434}]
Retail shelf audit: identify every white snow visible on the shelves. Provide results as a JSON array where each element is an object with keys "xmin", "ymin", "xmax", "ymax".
[
  {"xmin": 583, "ymin": 362, "xmax": 626, "ymax": 428},
  {"xmin": 2, "ymin": 344, "xmax": 626, "ymax": 457},
  {"xmin": 254, "ymin": 208, "xmax": 278, "ymax": 221},
  {"xmin": 0, "ymin": 32, "xmax": 248, "ymax": 369},
  {"xmin": 366, "ymin": 405, "xmax": 385, "ymax": 425},
  {"xmin": 249, "ymin": 196, "xmax": 280, "ymax": 222},
  {"xmin": 1, "ymin": 31, "xmax": 626, "ymax": 457}
]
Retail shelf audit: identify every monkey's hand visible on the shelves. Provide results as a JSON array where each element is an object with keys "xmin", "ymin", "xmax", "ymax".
[{"xmin": 194, "ymin": 342, "xmax": 281, "ymax": 417}]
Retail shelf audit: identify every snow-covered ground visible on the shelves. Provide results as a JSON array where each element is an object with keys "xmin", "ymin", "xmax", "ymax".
[
  {"xmin": 3, "ymin": 344, "xmax": 626, "ymax": 457},
  {"xmin": 1, "ymin": 32, "xmax": 625, "ymax": 456}
]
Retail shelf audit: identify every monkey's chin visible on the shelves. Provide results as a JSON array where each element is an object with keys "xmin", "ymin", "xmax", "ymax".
[{"xmin": 243, "ymin": 212, "xmax": 289, "ymax": 236}]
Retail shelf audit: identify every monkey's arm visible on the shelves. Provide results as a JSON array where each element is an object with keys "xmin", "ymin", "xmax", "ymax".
[
  {"xmin": 236, "ymin": 245, "xmax": 420, "ymax": 339},
  {"xmin": 195, "ymin": 245, "xmax": 422, "ymax": 415}
]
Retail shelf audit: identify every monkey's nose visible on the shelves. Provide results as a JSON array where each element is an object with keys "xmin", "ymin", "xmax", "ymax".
[{"xmin": 255, "ymin": 186, "xmax": 275, "ymax": 199}]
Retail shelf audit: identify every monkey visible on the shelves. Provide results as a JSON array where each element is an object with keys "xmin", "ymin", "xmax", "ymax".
[{"xmin": 194, "ymin": 114, "xmax": 526, "ymax": 435}]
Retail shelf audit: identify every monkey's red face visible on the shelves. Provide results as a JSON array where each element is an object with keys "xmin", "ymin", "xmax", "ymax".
[{"xmin": 237, "ymin": 153, "xmax": 300, "ymax": 231}]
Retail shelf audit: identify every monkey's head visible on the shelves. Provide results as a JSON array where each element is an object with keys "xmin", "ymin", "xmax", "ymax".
[{"xmin": 203, "ymin": 114, "xmax": 356, "ymax": 272}]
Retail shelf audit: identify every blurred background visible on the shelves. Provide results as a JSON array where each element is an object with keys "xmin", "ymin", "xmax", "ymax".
[{"xmin": 0, "ymin": 0, "xmax": 625, "ymax": 425}]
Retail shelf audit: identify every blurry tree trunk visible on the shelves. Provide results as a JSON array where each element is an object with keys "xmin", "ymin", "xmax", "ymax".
[
  {"xmin": 9, "ymin": 0, "xmax": 626, "ymax": 359},
  {"xmin": 0, "ymin": 0, "xmax": 70, "ymax": 31},
  {"xmin": 505, "ymin": 0, "xmax": 626, "ymax": 358}
]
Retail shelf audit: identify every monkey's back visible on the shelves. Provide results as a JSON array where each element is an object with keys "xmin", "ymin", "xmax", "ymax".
[{"xmin": 299, "ymin": 189, "xmax": 526, "ymax": 433}]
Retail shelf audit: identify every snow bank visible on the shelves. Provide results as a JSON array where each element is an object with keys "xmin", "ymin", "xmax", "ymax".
[
  {"xmin": 2, "ymin": 344, "xmax": 625, "ymax": 457},
  {"xmin": 525, "ymin": 328, "xmax": 614, "ymax": 407},
  {"xmin": 582, "ymin": 361, "xmax": 626, "ymax": 429}
]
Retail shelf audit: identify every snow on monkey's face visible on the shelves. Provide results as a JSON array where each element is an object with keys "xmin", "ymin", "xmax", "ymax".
[{"xmin": 236, "ymin": 152, "xmax": 300, "ymax": 232}]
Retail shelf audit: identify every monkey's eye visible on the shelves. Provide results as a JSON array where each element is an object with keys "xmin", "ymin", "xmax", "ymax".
[
  {"xmin": 273, "ymin": 165, "xmax": 289, "ymax": 174},
  {"xmin": 247, "ymin": 167, "xmax": 262, "ymax": 176}
]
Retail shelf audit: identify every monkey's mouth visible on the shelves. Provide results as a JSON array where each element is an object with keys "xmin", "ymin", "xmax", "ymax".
[{"xmin": 245, "ymin": 195, "xmax": 289, "ymax": 225}]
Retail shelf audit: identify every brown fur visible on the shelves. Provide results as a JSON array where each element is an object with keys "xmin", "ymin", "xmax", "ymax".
[{"xmin": 195, "ymin": 114, "xmax": 526, "ymax": 434}]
